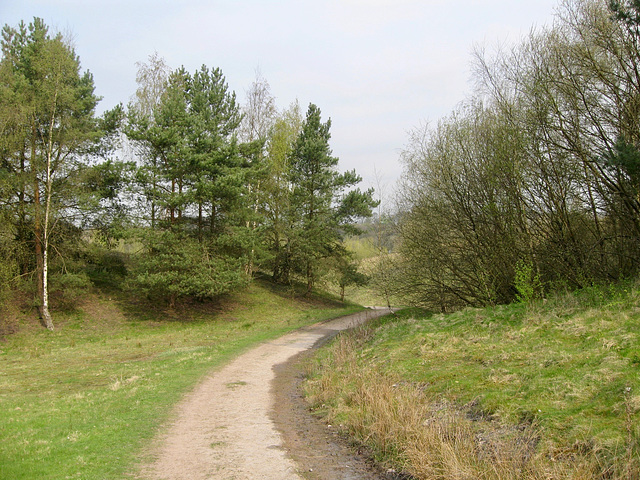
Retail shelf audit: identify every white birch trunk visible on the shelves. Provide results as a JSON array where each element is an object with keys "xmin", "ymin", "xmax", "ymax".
[{"xmin": 41, "ymin": 89, "xmax": 57, "ymax": 331}]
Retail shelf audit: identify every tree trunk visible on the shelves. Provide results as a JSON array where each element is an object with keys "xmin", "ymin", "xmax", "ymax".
[
  {"xmin": 41, "ymin": 242, "xmax": 54, "ymax": 331},
  {"xmin": 34, "ymin": 174, "xmax": 44, "ymax": 313},
  {"xmin": 272, "ymin": 234, "xmax": 282, "ymax": 282},
  {"xmin": 170, "ymin": 178, "xmax": 176, "ymax": 224},
  {"xmin": 41, "ymin": 105, "xmax": 57, "ymax": 331},
  {"xmin": 245, "ymin": 181, "xmax": 261, "ymax": 278},
  {"xmin": 178, "ymin": 179, "xmax": 183, "ymax": 222},
  {"xmin": 31, "ymin": 127, "xmax": 52, "ymax": 329},
  {"xmin": 306, "ymin": 262, "xmax": 314, "ymax": 295},
  {"xmin": 198, "ymin": 202, "xmax": 203, "ymax": 242},
  {"xmin": 18, "ymin": 148, "xmax": 28, "ymax": 275},
  {"xmin": 33, "ymin": 153, "xmax": 53, "ymax": 330}
]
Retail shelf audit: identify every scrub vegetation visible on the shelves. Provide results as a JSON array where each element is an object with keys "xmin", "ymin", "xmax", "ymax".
[
  {"xmin": 386, "ymin": 0, "xmax": 640, "ymax": 312},
  {"xmin": 306, "ymin": 282, "xmax": 640, "ymax": 479},
  {"xmin": 4, "ymin": 0, "xmax": 640, "ymax": 478}
]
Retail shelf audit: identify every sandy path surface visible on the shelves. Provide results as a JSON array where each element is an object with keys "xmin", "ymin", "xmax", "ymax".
[{"xmin": 137, "ymin": 308, "xmax": 393, "ymax": 480}]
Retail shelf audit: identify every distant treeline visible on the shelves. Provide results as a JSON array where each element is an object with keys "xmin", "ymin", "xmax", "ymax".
[
  {"xmin": 0, "ymin": 20, "xmax": 376, "ymax": 329},
  {"xmin": 392, "ymin": 0, "xmax": 640, "ymax": 311}
]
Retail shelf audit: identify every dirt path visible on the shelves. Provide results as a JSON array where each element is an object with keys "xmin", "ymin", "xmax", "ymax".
[{"xmin": 136, "ymin": 308, "xmax": 395, "ymax": 480}]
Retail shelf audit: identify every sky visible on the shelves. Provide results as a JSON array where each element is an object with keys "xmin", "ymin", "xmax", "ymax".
[{"xmin": 1, "ymin": 0, "xmax": 559, "ymax": 192}]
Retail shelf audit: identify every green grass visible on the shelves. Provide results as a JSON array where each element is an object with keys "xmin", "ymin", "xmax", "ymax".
[
  {"xmin": 366, "ymin": 291, "xmax": 640, "ymax": 445},
  {"xmin": 0, "ymin": 280, "xmax": 362, "ymax": 480},
  {"xmin": 306, "ymin": 281, "xmax": 640, "ymax": 478}
]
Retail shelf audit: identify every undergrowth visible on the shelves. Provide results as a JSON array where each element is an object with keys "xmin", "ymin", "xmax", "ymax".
[{"xmin": 305, "ymin": 281, "xmax": 640, "ymax": 479}]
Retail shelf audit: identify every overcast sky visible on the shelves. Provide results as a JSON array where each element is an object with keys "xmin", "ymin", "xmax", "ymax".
[{"xmin": 1, "ymin": 1, "xmax": 559, "ymax": 191}]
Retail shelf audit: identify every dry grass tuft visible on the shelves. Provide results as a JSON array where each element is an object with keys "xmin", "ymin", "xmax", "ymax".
[{"xmin": 306, "ymin": 324, "xmax": 640, "ymax": 480}]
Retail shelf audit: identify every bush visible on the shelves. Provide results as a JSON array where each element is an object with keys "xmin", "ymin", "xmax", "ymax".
[
  {"xmin": 127, "ymin": 230, "xmax": 249, "ymax": 307},
  {"xmin": 50, "ymin": 272, "xmax": 92, "ymax": 311},
  {"xmin": 84, "ymin": 245, "xmax": 128, "ymax": 289},
  {"xmin": 514, "ymin": 259, "xmax": 542, "ymax": 304}
]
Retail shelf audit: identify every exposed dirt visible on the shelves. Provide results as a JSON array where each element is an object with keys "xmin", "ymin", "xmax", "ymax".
[
  {"xmin": 136, "ymin": 308, "xmax": 398, "ymax": 480},
  {"xmin": 272, "ymin": 341, "xmax": 406, "ymax": 480}
]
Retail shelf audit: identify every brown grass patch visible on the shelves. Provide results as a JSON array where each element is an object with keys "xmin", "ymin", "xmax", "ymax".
[{"xmin": 306, "ymin": 328, "xmax": 640, "ymax": 480}]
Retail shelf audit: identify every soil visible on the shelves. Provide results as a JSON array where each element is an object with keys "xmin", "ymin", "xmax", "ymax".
[
  {"xmin": 136, "ymin": 308, "xmax": 401, "ymax": 480},
  {"xmin": 271, "ymin": 324, "xmax": 406, "ymax": 480}
]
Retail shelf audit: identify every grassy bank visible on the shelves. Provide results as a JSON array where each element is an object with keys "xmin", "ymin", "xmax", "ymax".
[
  {"xmin": 0, "ymin": 281, "xmax": 361, "ymax": 480},
  {"xmin": 305, "ymin": 283, "xmax": 640, "ymax": 479}
]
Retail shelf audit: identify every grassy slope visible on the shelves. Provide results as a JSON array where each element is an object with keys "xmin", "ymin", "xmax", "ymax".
[
  {"xmin": 0, "ymin": 281, "xmax": 362, "ymax": 480},
  {"xmin": 306, "ymin": 283, "xmax": 640, "ymax": 479}
]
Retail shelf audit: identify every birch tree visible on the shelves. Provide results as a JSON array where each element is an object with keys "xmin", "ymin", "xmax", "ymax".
[
  {"xmin": 264, "ymin": 101, "xmax": 302, "ymax": 283},
  {"xmin": 0, "ymin": 18, "xmax": 100, "ymax": 328}
]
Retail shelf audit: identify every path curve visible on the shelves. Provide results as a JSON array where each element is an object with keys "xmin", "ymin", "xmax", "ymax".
[{"xmin": 137, "ymin": 308, "xmax": 393, "ymax": 480}]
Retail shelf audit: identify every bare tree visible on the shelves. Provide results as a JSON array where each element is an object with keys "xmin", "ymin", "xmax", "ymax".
[
  {"xmin": 396, "ymin": 0, "xmax": 640, "ymax": 311},
  {"xmin": 127, "ymin": 52, "xmax": 171, "ymax": 228},
  {"xmin": 133, "ymin": 51, "xmax": 171, "ymax": 118},
  {"xmin": 239, "ymin": 68, "xmax": 277, "ymax": 144}
]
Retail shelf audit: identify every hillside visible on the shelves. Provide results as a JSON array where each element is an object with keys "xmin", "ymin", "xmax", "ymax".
[
  {"xmin": 305, "ymin": 282, "xmax": 640, "ymax": 479},
  {"xmin": 0, "ymin": 281, "xmax": 361, "ymax": 480}
]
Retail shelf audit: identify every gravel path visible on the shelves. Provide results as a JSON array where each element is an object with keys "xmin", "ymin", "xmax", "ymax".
[{"xmin": 136, "ymin": 308, "xmax": 394, "ymax": 480}]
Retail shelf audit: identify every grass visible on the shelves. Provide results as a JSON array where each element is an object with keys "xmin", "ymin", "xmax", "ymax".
[
  {"xmin": 305, "ymin": 281, "xmax": 640, "ymax": 479},
  {"xmin": 0, "ymin": 279, "xmax": 362, "ymax": 480}
]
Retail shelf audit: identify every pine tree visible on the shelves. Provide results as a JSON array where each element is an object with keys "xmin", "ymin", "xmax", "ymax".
[
  {"xmin": 289, "ymin": 104, "xmax": 377, "ymax": 293},
  {"xmin": 125, "ymin": 64, "xmax": 248, "ymax": 305}
]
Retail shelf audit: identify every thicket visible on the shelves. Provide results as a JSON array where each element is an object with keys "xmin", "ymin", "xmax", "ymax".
[
  {"xmin": 392, "ymin": 0, "xmax": 640, "ymax": 311},
  {"xmin": 0, "ymin": 20, "xmax": 376, "ymax": 330}
]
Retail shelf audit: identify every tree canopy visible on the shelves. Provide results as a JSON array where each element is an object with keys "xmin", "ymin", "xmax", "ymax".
[
  {"xmin": 5, "ymin": 1, "xmax": 640, "ymax": 324},
  {"xmin": 392, "ymin": 0, "xmax": 640, "ymax": 311},
  {"xmin": 288, "ymin": 104, "xmax": 377, "ymax": 293},
  {"xmin": 0, "ymin": 18, "xmax": 103, "ymax": 328},
  {"xmin": 0, "ymin": 19, "xmax": 376, "ymax": 325}
]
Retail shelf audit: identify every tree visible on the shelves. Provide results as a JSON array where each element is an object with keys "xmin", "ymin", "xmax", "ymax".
[
  {"xmin": 125, "ymin": 64, "xmax": 248, "ymax": 304},
  {"xmin": 133, "ymin": 51, "xmax": 171, "ymax": 119},
  {"xmin": 609, "ymin": 0, "xmax": 640, "ymax": 27},
  {"xmin": 262, "ymin": 100, "xmax": 302, "ymax": 283},
  {"xmin": 239, "ymin": 69, "xmax": 276, "ymax": 144},
  {"xmin": 127, "ymin": 52, "xmax": 171, "ymax": 228},
  {"xmin": 0, "ymin": 18, "xmax": 100, "ymax": 329},
  {"xmin": 238, "ymin": 70, "xmax": 277, "ymax": 276},
  {"xmin": 288, "ymin": 103, "xmax": 377, "ymax": 293},
  {"xmin": 396, "ymin": 103, "xmax": 530, "ymax": 310},
  {"xmin": 336, "ymin": 256, "xmax": 369, "ymax": 302},
  {"xmin": 128, "ymin": 229, "xmax": 247, "ymax": 308},
  {"xmin": 395, "ymin": 0, "xmax": 640, "ymax": 311}
]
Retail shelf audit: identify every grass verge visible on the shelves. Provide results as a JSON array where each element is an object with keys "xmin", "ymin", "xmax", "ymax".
[
  {"xmin": 305, "ymin": 282, "xmax": 640, "ymax": 479},
  {"xmin": 0, "ymin": 280, "xmax": 362, "ymax": 480}
]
